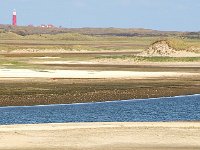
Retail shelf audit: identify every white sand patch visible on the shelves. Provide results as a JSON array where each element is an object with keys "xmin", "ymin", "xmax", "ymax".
[
  {"xmin": 32, "ymin": 61, "xmax": 95, "ymax": 65},
  {"xmin": 0, "ymin": 69, "xmax": 197, "ymax": 79},
  {"xmin": 33, "ymin": 57, "xmax": 61, "ymax": 59}
]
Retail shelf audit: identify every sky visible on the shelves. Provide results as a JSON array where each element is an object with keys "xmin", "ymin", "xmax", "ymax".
[{"xmin": 0, "ymin": 0, "xmax": 200, "ymax": 31}]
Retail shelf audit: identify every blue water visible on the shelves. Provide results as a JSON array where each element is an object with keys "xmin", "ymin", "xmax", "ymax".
[{"xmin": 0, "ymin": 95, "xmax": 200, "ymax": 125}]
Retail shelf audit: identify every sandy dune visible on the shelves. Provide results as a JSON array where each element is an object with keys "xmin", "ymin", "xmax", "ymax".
[{"xmin": 0, "ymin": 122, "xmax": 200, "ymax": 150}]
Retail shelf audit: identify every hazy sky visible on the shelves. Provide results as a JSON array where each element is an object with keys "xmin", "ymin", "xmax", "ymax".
[{"xmin": 0, "ymin": 0, "xmax": 199, "ymax": 31}]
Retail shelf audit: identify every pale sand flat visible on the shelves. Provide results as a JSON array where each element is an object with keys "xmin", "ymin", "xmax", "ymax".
[
  {"xmin": 0, "ymin": 69, "xmax": 198, "ymax": 79},
  {"xmin": 0, "ymin": 122, "xmax": 200, "ymax": 150}
]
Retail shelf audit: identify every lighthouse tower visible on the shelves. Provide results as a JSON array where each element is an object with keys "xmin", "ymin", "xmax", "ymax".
[{"xmin": 12, "ymin": 9, "xmax": 17, "ymax": 26}]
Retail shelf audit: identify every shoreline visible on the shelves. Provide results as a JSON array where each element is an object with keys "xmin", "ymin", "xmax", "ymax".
[
  {"xmin": 0, "ymin": 93, "xmax": 200, "ymax": 108},
  {"xmin": 0, "ymin": 122, "xmax": 200, "ymax": 150}
]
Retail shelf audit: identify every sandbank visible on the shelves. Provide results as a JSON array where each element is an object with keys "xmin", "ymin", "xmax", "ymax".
[{"xmin": 0, "ymin": 122, "xmax": 200, "ymax": 150}]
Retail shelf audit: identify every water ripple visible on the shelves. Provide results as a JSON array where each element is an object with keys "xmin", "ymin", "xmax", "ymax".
[{"xmin": 0, "ymin": 94, "xmax": 200, "ymax": 125}]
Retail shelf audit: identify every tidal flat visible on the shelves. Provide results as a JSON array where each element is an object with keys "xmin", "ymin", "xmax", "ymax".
[{"xmin": 1, "ymin": 74, "xmax": 200, "ymax": 106}]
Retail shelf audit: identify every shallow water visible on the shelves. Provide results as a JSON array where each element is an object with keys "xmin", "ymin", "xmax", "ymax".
[{"xmin": 0, "ymin": 95, "xmax": 200, "ymax": 125}]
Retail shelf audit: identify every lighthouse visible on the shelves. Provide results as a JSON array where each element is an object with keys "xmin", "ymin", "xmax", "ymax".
[{"xmin": 12, "ymin": 9, "xmax": 17, "ymax": 26}]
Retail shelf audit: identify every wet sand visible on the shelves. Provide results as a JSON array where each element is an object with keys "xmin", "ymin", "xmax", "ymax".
[
  {"xmin": 0, "ymin": 76, "xmax": 200, "ymax": 106},
  {"xmin": 1, "ymin": 52, "xmax": 200, "ymax": 106},
  {"xmin": 0, "ymin": 63, "xmax": 200, "ymax": 106},
  {"xmin": 0, "ymin": 122, "xmax": 200, "ymax": 150}
]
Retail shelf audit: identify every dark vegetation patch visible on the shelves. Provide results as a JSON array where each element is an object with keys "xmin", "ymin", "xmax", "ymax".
[
  {"xmin": 1, "ymin": 25, "xmax": 200, "ymax": 38},
  {"xmin": 0, "ymin": 78, "xmax": 200, "ymax": 106},
  {"xmin": 96, "ymin": 55, "xmax": 200, "ymax": 62}
]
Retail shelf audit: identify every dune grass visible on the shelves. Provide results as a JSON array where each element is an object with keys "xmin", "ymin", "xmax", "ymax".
[
  {"xmin": 0, "ymin": 32, "xmax": 156, "ymax": 51},
  {"xmin": 0, "ymin": 31, "xmax": 200, "ymax": 54},
  {"xmin": 151, "ymin": 37, "xmax": 200, "ymax": 52},
  {"xmin": 1, "ymin": 32, "xmax": 200, "ymax": 52},
  {"xmin": 96, "ymin": 55, "xmax": 200, "ymax": 62}
]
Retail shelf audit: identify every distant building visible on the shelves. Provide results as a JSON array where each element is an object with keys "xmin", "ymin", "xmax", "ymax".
[
  {"xmin": 40, "ymin": 24, "xmax": 56, "ymax": 28},
  {"xmin": 47, "ymin": 24, "xmax": 54, "ymax": 28},
  {"xmin": 41, "ymin": 24, "xmax": 46, "ymax": 28}
]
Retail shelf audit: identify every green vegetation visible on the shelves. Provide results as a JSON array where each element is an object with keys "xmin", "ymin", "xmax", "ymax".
[
  {"xmin": 1, "ymin": 26, "xmax": 200, "ymax": 66},
  {"xmin": 25, "ymin": 33, "xmax": 97, "ymax": 41},
  {"xmin": 141, "ymin": 56, "xmax": 200, "ymax": 62},
  {"xmin": 166, "ymin": 38, "xmax": 189, "ymax": 50},
  {"xmin": 1, "ymin": 30, "xmax": 200, "ymax": 52},
  {"xmin": 96, "ymin": 55, "xmax": 200, "ymax": 62},
  {"xmin": 0, "ymin": 32, "xmax": 157, "ymax": 51},
  {"xmin": 0, "ymin": 32, "xmax": 23, "ymax": 39}
]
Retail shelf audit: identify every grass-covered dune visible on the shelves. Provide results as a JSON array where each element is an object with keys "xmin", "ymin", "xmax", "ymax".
[
  {"xmin": 0, "ymin": 31, "xmax": 157, "ymax": 51},
  {"xmin": 0, "ymin": 25, "xmax": 200, "ymax": 52},
  {"xmin": 1, "ymin": 24, "xmax": 200, "ymax": 38},
  {"xmin": 0, "ymin": 24, "xmax": 182, "ymax": 36},
  {"xmin": 1, "ymin": 25, "xmax": 200, "ymax": 64},
  {"xmin": 1, "ymin": 31, "xmax": 200, "ymax": 54}
]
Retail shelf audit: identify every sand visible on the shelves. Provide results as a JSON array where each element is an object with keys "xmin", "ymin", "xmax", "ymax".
[
  {"xmin": 0, "ymin": 69, "xmax": 198, "ymax": 79},
  {"xmin": 0, "ymin": 63, "xmax": 200, "ymax": 106},
  {"xmin": 0, "ymin": 122, "xmax": 200, "ymax": 150},
  {"xmin": 0, "ymin": 59, "xmax": 200, "ymax": 106}
]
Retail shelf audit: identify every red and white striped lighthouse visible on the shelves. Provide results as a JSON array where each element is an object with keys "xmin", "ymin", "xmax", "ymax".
[{"xmin": 12, "ymin": 9, "xmax": 17, "ymax": 26}]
